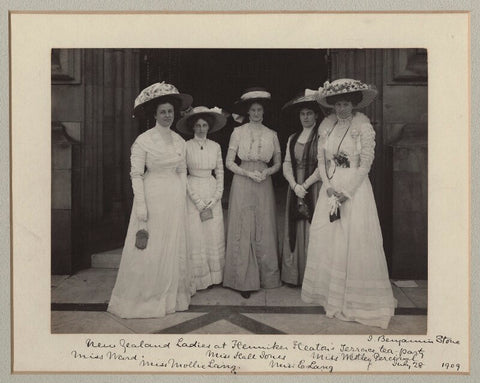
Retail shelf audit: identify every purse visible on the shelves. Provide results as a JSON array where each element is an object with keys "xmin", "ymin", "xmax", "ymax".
[
  {"xmin": 295, "ymin": 200, "xmax": 311, "ymax": 221},
  {"xmin": 329, "ymin": 208, "xmax": 341, "ymax": 222},
  {"xmin": 135, "ymin": 229, "xmax": 149, "ymax": 250},
  {"xmin": 200, "ymin": 207, "xmax": 213, "ymax": 222}
]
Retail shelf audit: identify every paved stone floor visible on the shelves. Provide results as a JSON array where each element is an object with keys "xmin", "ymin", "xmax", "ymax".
[{"xmin": 51, "ymin": 269, "xmax": 427, "ymax": 335}]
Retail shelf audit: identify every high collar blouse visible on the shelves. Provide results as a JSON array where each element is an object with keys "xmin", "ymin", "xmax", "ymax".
[
  {"xmin": 228, "ymin": 123, "xmax": 281, "ymax": 163},
  {"xmin": 132, "ymin": 123, "xmax": 186, "ymax": 174}
]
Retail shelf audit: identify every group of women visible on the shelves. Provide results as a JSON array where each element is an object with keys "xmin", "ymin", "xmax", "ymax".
[{"xmin": 107, "ymin": 78, "xmax": 397, "ymax": 329}]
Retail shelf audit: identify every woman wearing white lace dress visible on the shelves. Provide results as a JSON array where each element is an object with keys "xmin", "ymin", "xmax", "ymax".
[
  {"xmin": 108, "ymin": 82, "xmax": 195, "ymax": 319},
  {"xmin": 301, "ymin": 79, "xmax": 397, "ymax": 329},
  {"xmin": 176, "ymin": 106, "xmax": 227, "ymax": 290}
]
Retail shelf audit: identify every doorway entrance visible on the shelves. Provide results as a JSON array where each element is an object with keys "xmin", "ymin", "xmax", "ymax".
[{"xmin": 138, "ymin": 48, "xmax": 329, "ymax": 189}]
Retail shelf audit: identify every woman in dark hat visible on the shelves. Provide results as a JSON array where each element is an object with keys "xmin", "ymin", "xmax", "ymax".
[
  {"xmin": 176, "ymin": 106, "xmax": 227, "ymax": 290},
  {"xmin": 281, "ymin": 89, "xmax": 324, "ymax": 287},
  {"xmin": 108, "ymin": 82, "xmax": 196, "ymax": 318},
  {"xmin": 301, "ymin": 79, "xmax": 396, "ymax": 329},
  {"xmin": 223, "ymin": 87, "xmax": 282, "ymax": 299}
]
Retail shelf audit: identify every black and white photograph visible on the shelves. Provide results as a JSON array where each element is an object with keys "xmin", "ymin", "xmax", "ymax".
[
  {"xmin": 9, "ymin": 10, "xmax": 470, "ymax": 375},
  {"xmin": 50, "ymin": 47, "xmax": 428, "ymax": 335}
]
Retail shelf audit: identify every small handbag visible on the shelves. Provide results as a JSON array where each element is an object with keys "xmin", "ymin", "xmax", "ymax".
[
  {"xmin": 135, "ymin": 229, "xmax": 149, "ymax": 250},
  {"xmin": 295, "ymin": 200, "xmax": 311, "ymax": 221},
  {"xmin": 329, "ymin": 208, "xmax": 341, "ymax": 223},
  {"xmin": 199, "ymin": 207, "xmax": 213, "ymax": 222}
]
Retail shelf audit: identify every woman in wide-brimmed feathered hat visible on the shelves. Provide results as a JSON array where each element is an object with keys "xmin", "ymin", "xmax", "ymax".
[
  {"xmin": 301, "ymin": 78, "xmax": 397, "ymax": 329},
  {"xmin": 223, "ymin": 87, "xmax": 282, "ymax": 298},
  {"xmin": 108, "ymin": 82, "xmax": 197, "ymax": 319}
]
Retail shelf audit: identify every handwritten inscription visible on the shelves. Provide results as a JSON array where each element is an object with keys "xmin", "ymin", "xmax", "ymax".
[{"xmin": 69, "ymin": 335, "xmax": 463, "ymax": 373}]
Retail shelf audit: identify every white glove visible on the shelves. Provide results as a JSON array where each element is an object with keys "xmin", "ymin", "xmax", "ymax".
[
  {"xmin": 204, "ymin": 198, "xmax": 216, "ymax": 209},
  {"xmin": 136, "ymin": 203, "xmax": 148, "ymax": 222},
  {"xmin": 195, "ymin": 199, "xmax": 207, "ymax": 211},
  {"xmin": 293, "ymin": 184, "xmax": 307, "ymax": 198}
]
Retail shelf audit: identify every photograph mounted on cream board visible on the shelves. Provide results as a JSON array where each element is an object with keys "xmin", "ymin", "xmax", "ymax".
[{"xmin": 10, "ymin": 11, "xmax": 469, "ymax": 374}]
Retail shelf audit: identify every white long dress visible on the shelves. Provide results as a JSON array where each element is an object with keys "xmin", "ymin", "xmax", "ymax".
[
  {"xmin": 301, "ymin": 112, "xmax": 397, "ymax": 329},
  {"xmin": 186, "ymin": 139, "xmax": 225, "ymax": 290},
  {"xmin": 108, "ymin": 125, "xmax": 195, "ymax": 319}
]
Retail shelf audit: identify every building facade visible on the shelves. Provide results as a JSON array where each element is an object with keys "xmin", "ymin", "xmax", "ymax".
[{"xmin": 51, "ymin": 48, "xmax": 427, "ymax": 279}]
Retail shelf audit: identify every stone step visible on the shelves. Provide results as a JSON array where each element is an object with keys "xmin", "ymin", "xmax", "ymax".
[{"xmin": 91, "ymin": 248, "xmax": 122, "ymax": 269}]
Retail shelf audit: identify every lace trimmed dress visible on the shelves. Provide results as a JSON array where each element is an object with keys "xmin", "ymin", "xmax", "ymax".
[
  {"xmin": 301, "ymin": 112, "xmax": 397, "ymax": 329},
  {"xmin": 223, "ymin": 123, "xmax": 282, "ymax": 291},
  {"xmin": 185, "ymin": 139, "xmax": 225, "ymax": 290},
  {"xmin": 108, "ymin": 125, "xmax": 195, "ymax": 319}
]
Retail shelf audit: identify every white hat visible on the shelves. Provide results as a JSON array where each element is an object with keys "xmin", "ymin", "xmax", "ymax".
[
  {"xmin": 176, "ymin": 106, "xmax": 227, "ymax": 135},
  {"xmin": 282, "ymin": 88, "xmax": 322, "ymax": 113},
  {"xmin": 317, "ymin": 78, "xmax": 377, "ymax": 109},
  {"xmin": 231, "ymin": 87, "xmax": 272, "ymax": 115},
  {"xmin": 132, "ymin": 81, "xmax": 193, "ymax": 118}
]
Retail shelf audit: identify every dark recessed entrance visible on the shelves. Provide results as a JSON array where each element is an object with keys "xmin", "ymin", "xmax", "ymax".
[{"xmin": 138, "ymin": 48, "xmax": 329, "ymax": 189}]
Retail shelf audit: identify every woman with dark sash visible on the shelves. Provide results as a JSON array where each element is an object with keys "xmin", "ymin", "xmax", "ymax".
[{"xmin": 281, "ymin": 89, "xmax": 324, "ymax": 286}]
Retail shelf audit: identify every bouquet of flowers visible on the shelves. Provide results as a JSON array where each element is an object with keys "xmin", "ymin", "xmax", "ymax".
[{"xmin": 333, "ymin": 151, "xmax": 350, "ymax": 168}]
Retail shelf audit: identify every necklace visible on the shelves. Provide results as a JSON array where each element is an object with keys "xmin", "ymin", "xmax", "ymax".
[
  {"xmin": 194, "ymin": 138, "xmax": 207, "ymax": 150},
  {"xmin": 324, "ymin": 118, "xmax": 352, "ymax": 180},
  {"xmin": 248, "ymin": 123, "xmax": 263, "ymax": 157}
]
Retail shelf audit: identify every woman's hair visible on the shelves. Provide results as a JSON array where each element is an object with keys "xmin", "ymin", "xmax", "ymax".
[
  {"xmin": 296, "ymin": 102, "xmax": 321, "ymax": 115},
  {"xmin": 186, "ymin": 113, "xmax": 215, "ymax": 132},
  {"xmin": 245, "ymin": 99, "xmax": 267, "ymax": 113},
  {"xmin": 325, "ymin": 91, "xmax": 363, "ymax": 107}
]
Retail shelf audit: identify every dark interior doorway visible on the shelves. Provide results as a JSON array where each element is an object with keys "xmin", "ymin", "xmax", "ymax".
[{"xmin": 138, "ymin": 48, "xmax": 329, "ymax": 190}]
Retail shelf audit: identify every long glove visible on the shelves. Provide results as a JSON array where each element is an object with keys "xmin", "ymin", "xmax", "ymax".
[
  {"xmin": 262, "ymin": 132, "xmax": 282, "ymax": 177},
  {"xmin": 317, "ymin": 132, "xmax": 334, "ymax": 192},
  {"xmin": 343, "ymin": 123, "xmax": 375, "ymax": 198},
  {"xmin": 176, "ymin": 140, "xmax": 187, "ymax": 195},
  {"xmin": 211, "ymin": 144, "xmax": 224, "ymax": 202},
  {"xmin": 187, "ymin": 181, "xmax": 207, "ymax": 211},
  {"xmin": 225, "ymin": 148, "xmax": 248, "ymax": 177},
  {"xmin": 130, "ymin": 142, "xmax": 148, "ymax": 222},
  {"xmin": 282, "ymin": 137, "xmax": 297, "ymax": 189}
]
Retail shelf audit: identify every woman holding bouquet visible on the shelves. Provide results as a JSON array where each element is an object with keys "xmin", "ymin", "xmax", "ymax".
[{"xmin": 301, "ymin": 78, "xmax": 396, "ymax": 329}]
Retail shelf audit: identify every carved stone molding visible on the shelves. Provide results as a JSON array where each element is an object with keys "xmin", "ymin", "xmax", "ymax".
[
  {"xmin": 52, "ymin": 49, "xmax": 82, "ymax": 84},
  {"xmin": 388, "ymin": 49, "xmax": 427, "ymax": 85}
]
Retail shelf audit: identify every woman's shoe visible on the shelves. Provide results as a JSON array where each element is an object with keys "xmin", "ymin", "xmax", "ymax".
[{"xmin": 240, "ymin": 291, "xmax": 251, "ymax": 299}]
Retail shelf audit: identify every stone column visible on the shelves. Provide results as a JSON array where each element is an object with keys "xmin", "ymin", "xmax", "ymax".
[{"xmin": 80, "ymin": 49, "xmax": 140, "ymax": 268}]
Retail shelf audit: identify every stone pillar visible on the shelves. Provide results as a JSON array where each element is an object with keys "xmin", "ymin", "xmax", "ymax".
[
  {"xmin": 391, "ymin": 123, "xmax": 428, "ymax": 279},
  {"xmin": 384, "ymin": 49, "xmax": 428, "ymax": 279},
  {"xmin": 80, "ymin": 49, "xmax": 140, "ymax": 268},
  {"xmin": 51, "ymin": 122, "xmax": 80, "ymax": 274}
]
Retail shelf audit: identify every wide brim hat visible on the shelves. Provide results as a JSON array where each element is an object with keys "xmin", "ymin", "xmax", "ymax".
[
  {"xmin": 132, "ymin": 81, "xmax": 193, "ymax": 119},
  {"xmin": 231, "ymin": 87, "xmax": 272, "ymax": 116},
  {"xmin": 176, "ymin": 106, "xmax": 227, "ymax": 135},
  {"xmin": 282, "ymin": 88, "xmax": 323, "ymax": 114},
  {"xmin": 317, "ymin": 78, "xmax": 378, "ymax": 109}
]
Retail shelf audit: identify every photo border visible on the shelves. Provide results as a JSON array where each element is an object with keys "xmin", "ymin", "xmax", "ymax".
[{"xmin": 4, "ymin": 3, "xmax": 476, "ymax": 383}]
